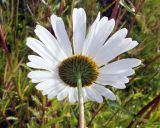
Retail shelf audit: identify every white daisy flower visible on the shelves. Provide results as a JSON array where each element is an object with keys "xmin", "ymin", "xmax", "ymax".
[{"xmin": 26, "ymin": 8, "xmax": 141, "ymax": 103}]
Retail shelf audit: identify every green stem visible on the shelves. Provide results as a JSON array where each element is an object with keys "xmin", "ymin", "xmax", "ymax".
[{"xmin": 77, "ymin": 73, "xmax": 85, "ymax": 128}]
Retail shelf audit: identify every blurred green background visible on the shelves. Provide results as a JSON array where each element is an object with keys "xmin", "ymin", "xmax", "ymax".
[{"xmin": 0, "ymin": 0, "xmax": 160, "ymax": 128}]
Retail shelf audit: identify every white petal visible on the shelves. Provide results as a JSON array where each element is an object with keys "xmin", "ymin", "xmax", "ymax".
[
  {"xmin": 36, "ymin": 80, "xmax": 62, "ymax": 95},
  {"xmin": 57, "ymin": 86, "xmax": 69, "ymax": 101},
  {"xmin": 97, "ymin": 81, "xmax": 126, "ymax": 89},
  {"xmin": 35, "ymin": 79, "xmax": 59, "ymax": 91},
  {"xmin": 99, "ymin": 58, "xmax": 141, "ymax": 75},
  {"xmin": 69, "ymin": 88, "xmax": 76, "ymax": 103},
  {"xmin": 104, "ymin": 28, "xmax": 128, "ymax": 46},
  {"xmin": 82, "ymin": 12, "xmax": 100, "ymax": 54},
  {"xmin": 106, "ymin": 58, "xmax": 141, "ymax": 69},
  {"xmin": 47, "ymin": 84, "xmax": 66, "ymax": 99},
  {"xmin": 73, "ymin": 8, "xmax": 86, "ymax": 54},
  {"xmin": 50, "ymin": 15, "xmax": 72, "ymax": 56},
  {"xmin": 74, "ymin": 88, "xmax": 78, "ymax": 102},
  {"xmin": 97, "ymin": 74, "xmax": 129, "ymax": 84},
  {"xmin": 94, "ymin": 28, "xmax": 139, "ymax": 66},
  {"xmin": 100, "ymin": 69, "xmax": 136, "ymax": 77},
  {"xmin": 82, "ymin": 88, "xmax": 88, "ymax": 102},
  {"xmin": 90, "ymin": 86, "xmax": 103, "ymax": 103},
  {"xmin": 115, "ymin": 69, "xmax": 135, "ymax": 76},
  {"xmin": 27, "ymin": 55, "xmax": 57, "ymax": 71},
  {"xmin": 26, "ymin": 37, "xmax": 53, "ymax": 61},
  {"xmin": 34, "ymin": 25, "xmax": 67, "ymax": 61},
  {"xmin": 85, "ymin": 86, "xmax": 103, "ymax": 103},
  {"xmin": 28, "ymin": 71, "xmax": 57, "ymax": 83},
  {"xmin": 27, "ymin": 62, "xmax": 39, "ymax": 69},
  {"xmin": 85, "ymin": 87, "xmax": 95, "ymax": 101},
  {"xmin": 92, "ymin": 84, "xmax": 116, "ymax": 100},
  {"xmin": 43, "ymin": 84, "xmax": 62, "ymax": 95},
  {"xmin": 86, "ymin": 18, "xmax": 115, "ymax": 57}
]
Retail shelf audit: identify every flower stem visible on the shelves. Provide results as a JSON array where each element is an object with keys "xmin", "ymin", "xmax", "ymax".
[{"xmin": 77, "ymin": 73, "xmax": 85, "ymax": 128}]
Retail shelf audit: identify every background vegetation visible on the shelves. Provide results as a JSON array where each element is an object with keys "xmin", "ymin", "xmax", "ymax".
[{"xmin": 0, "ymin": 0, "xmax": 160, "ymax": 127}]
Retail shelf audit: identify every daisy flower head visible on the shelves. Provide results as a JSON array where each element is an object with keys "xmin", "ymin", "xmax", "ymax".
[{"xmin": 27, "ymin": 8, "xmax": 141, "ymax": 103}]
